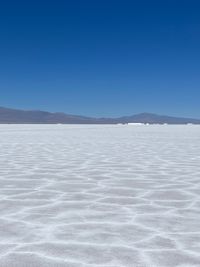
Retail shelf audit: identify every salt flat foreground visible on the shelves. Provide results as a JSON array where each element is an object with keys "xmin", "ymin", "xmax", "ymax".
[{"xmin": 0, "ymin": 125, "xmax": 200, "ymax": 267}]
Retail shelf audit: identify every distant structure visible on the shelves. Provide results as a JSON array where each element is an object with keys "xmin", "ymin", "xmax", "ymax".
[{"xmin": 128, "ymin": 123, "xmax": 144, "ymax": 126}]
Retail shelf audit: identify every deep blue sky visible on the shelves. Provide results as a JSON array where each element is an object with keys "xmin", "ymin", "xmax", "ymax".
[{"xmin": 0, "ymin": 0, "xmax": 200, "ymax": 118}]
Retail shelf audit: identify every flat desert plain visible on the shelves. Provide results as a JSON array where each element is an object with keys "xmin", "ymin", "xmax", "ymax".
[{"xmin": 0, "ymin": 124, "xmax": 200, "ymax": 267}]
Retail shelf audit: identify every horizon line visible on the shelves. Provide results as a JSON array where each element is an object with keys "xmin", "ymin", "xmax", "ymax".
[{"xmin": 0, "ymin": 105, "xmax": 200, "ymax": 120}]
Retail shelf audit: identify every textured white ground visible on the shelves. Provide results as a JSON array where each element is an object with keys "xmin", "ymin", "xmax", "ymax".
[{"xmin": 0, "ymin": 125, "xmax": 200, "ymax": 267}]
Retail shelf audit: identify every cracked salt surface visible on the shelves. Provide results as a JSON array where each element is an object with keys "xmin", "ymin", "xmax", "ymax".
[{"xmin": 0, "ymin": 124, "xmax": 200, "ymax": 266}]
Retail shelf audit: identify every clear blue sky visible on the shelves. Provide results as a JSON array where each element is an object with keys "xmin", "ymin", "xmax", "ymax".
[{"xmin": 0, "ymin": 0, "xmax": 200, "ymax": 118}]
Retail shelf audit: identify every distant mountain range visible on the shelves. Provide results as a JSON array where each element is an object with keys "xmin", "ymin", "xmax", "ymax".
[{"xmin": 0, "ymin": 107, "xmax": 200, "ymax": 124}]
